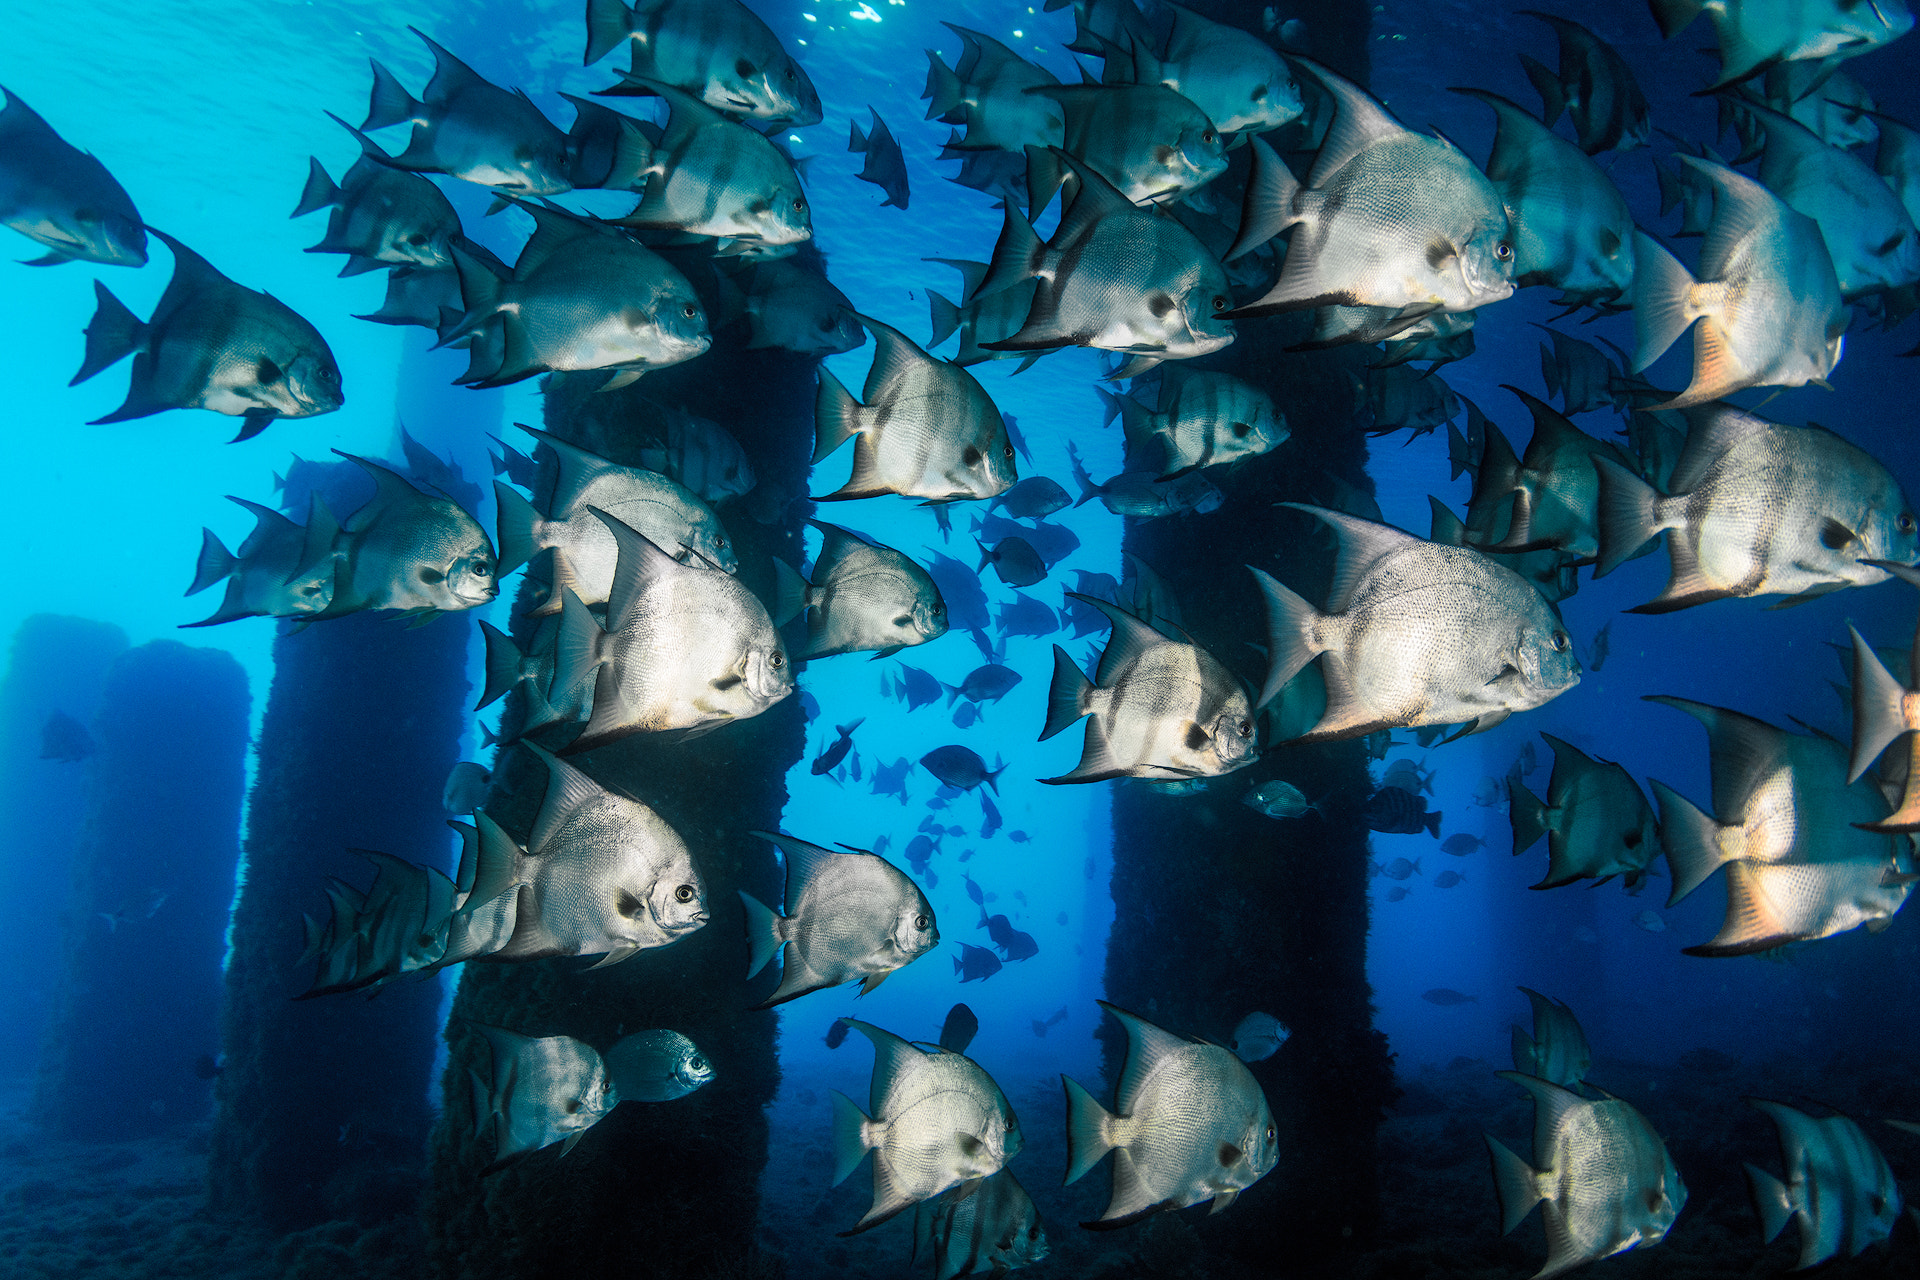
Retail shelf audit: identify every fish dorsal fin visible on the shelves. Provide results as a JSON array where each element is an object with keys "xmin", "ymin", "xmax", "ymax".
[
  {"xmin": 523, "ymin": 740, "xmax": 603, "ymax": 852},
  {"xmin": 1280, "ymin": 503, "xmax": 1419, "ymax": 614},
  {"xmin": 1538, "ymin": 733, "xmax": 1602, "ymax": 808},
  {"xmin": 297, "ymin": 492, "xmax": 343, "ymax": 581},
  {"xmin": 463, "ymin": 811, "xmax": 528, "ymax": 911},
  {"xmin": 1450, "ymin": 88, "xmax": 1551, "ymax": 187},
  {"xmin": 335, "ymin": 451, "xmax": 429, "ymax": 532},
  {"xmin": 1675, "ymin": 156, "xmax": 1782, "ymax": 280},
  {"xmin": 809, "ymin": 519, "xmax": 877, "ymax": 578},
  {"xmin": 1428, "ymin": 496, "xmax": 1468, "ymax": 545},
  {"xmin": 1496, "ymin": 1069, "xmax": 1589, "ymax": 1158},
  {"xmin": 148, "ymin": 228, "xmax": 237, "ymax": 305},
  {"xmin": 1067, "ymin": 593, "xmax": 1169, "ymax": 687},
  {"xmin": 449, "ymin": 819, "xmax": 480, "ymax": 898},
  {"xmin": 1505, "ymin": 386, "xmax": 1605, "ymax": 471},
  {"xmin": 1472, "ymin": 420, "xmax": 1523, "ymax": 507},
  {"xmin": 1102, "ymin": 1001, "xmax": 1192, "ymax": 1113},
  {"xmin": 619, "ymin": 76, "xmax": 730, "ymax": 145},
  {"xmin": 843, "ymin": 1020, "xmax": 930, "ymax": 1115},
  {"xmin": 1299, "ymin": 60, "xmax": 1407, "ymax": 189},
  {"xmin": 511, "ymin": 201, "xmax": 600, "ymax": 276},
  {"xmin": 227, "ymin": 495, "xmax": 300, "ymax": 545},
  {"xmin": 518, "ymin": 423, "xmax": 617, "ymax": 517},
  {"xmin": 755, "ymin": 830, "xmax": 843, "ymax": 915},
  {"xmin": 1667, "ymin": 402, "xmax": 1770, "ymax": 495},
  {"xmin": 1737, "ymin": 97, "xmax": 1828, "ymax": 177},
  {"xmin": 851, "ymin": 312, "xmax": 935, "ymax": 402},
  {"xmin": 926, "ymin": 256, "xmax": 992, "ymax": 302},
  {"xmin": 942, "ymin": 23, "xmax": 1041, "ymax": 83},
  {"xmin": 1051, "ymin": 148, "xmax": 1135, "ymax": 234},
  {"xmin": 411, "ymin": 27, "xmax": 490, "ymax": 105},
  {"xmin": 590, "ymin": 506, "xmax": 684, "ymax": 626},
  {"xmin": 1646, "ymin": 696, "xmax": 1789, "ymax": 824}
]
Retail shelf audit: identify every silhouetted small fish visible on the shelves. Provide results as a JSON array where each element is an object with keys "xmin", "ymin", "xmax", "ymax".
[
  {"xmin": 922, "ymin": 746, "xmax": 1004, "ymax": 793},
  {"xmin": 39, "ymin": 711, "xmax": 95, "ymax": 762},
  {"xmin": 1440, "ymin": 834, "xmax": 1484, "ymax": 857},
  {"xmin": 992, "ymin": 477, "xmax": 1072, "ymax": 519},
  {"xmin": 1422, "ymin": 988, "xmax": 1475, "ymax": 1005},
  {"xmin": 1432, "ymin": 871, "xmax": 1464, "ymax": 888},
  {"xmin": 1030, "ymin": 1007, "xmax": 1068, "ymax": 1038},
  {"xmin": 825, "ymin": 1019, "xmax": 849, "ymax": 1049},
  {"xmin": 1386, "ymin": 886, "xmax": 1409, "ymax": 901},
  {"xmin": 893, "ymin": 664, "xmax": 944, "ymax": 711},
  {"xmin": 849, "ymin": 108, "xmax": 909, "ymax": 209},
  {"xmin": 978, "ymin": 536, "xmax": 1047, "ymax": 588},
  {"xmin": 1364, "ymin": 787, "xmax": 1441, "ymax": 837},
  {"xmin": 1379, "ymin": 857, "xmax": 1421, "ymax": 881},
  {"xmin": 953, "ymin": 942, "xmax": 1002, "ymax": 982},
  {"xmin": 939, "ymin": 1003, "xmax": 979, "ymax": 1053},
  {"xmin": 1634, "ymin": 910, "xmax": 1666, "ymax": 933},
  {"xmin": 925, "ymin": 553, "xmax": 991, "ymax": 633}
]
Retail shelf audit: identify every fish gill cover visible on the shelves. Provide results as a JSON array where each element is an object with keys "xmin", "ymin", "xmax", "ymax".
[{"xmin": 4, "ymin": 1, "xmax": 1920, "ymax": 1279}]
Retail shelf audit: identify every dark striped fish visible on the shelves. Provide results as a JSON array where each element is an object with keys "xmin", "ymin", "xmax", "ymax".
[
  {"xmin": 1099, "ymin": 369, "xmax": 1286, "ymax": 480},
  {"xmin": 1024, "ymin": 83, "xmax": 1227, "ymax": 210},
  {"xmin": 923, "ymin": 24, "xmax": 1065, "ymax": 155},
  {"xmin": 584, "ymin": 0, "xmax": 821, "ymax": 126}
]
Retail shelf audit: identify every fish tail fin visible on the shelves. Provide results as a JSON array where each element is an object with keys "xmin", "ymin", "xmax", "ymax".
[
  {"xmin": 1745, "ymin": 1161, "xmax": 1794, "ymax": 1244},
  {"xmin": 1023, "ymin": 143, "xmax": 1065, "ymax": 219},
  {"xmin": 1224, "ymin": 135, "xmax": 1299, "ymax": 262},
  {"xmin": 1590, "ymin": 454, "xmax": 1661, "ymax": 579},
  {"xmin": 1509, "ymin": 1025, "xmax": 1537, "ymax": 1075},
  {"xmin": 1485, "ymin": 1135, "xmax": 1544, "ymax": 1235},
  {"xmin": 476, "ymin": 619, "xmax": 528, "ymax": 711},
  {"xmin": 1518, "ymin": 54, "xmax": 1565, "ymax": 126},
  {"xmin": 1061, "ymin": 1074, "xmax": 1116, "ymax": 1185},
  {"xmin": 923, "ymin": 52, "xmax": 965, "ymax": 122},
  {"xmin": 772, "ymin": 557, "xmax": 811, "ymax": 629},
  {"xmin": 491, "ymin": 480, "xmax": 540, "ymax": 577},
  {"xmin": 187, "ymin": 530, "xmax": 238, "ymax": 596},
  {"xmin": 830, "ymin": 1090, "xmax": 876, "ymax": 1186},
  {"xmin": 926, "ymin": 290, "xmax": 961, "ymax": 349},
  {"xmin": 1425, "ymin": 809, "xmax": 1442, "ymax": 838},
  {"xmin": 552, "ymin": 588, "xmax": 607, "ymax": 706},
  {"xmin": 812, "ymin": 367, "xmax": 863, "ymax": 463},
  {"xmin": 1041, "ymin": 645, "xmax": 1094, "ymax": 741},
  {"xmin": 1651, "ymin": 779, "xmax": 1734, "ymax": 907},
  {"xmin": 1654, "ymin": 159, "xmax": 1683, "ymax": 216},
  {"xmin": 1249, "ymin": 567, "xmax": 1322, "ymax": 712},
  {"xmin": 979, "ymin": 201, "xmax": 1044, "ymax": 298},
  {"xmin": 1508, "ymin": 781, "xmax": 1549, "ymax": 855},
  {"xmin": 583, "ymin": 0, "xmax": 635, "ymax": 65},
  {"xmin": 1647, "ymin": 0, "xmax": 1705, "ymax": 39},
  {"xmin": 1067, "ymin": 444, "xmax": 1098, "ymax": 508},
  {"xmin": 71, "ymin": 281, "xmax": 146, "ymax": 385},
  {"xmin": 362, "ymin": 58, "xmax": 422, "ymax": 131},
  {"xmin": 292, "ymin": 157, "xmax": 342, "ymax": 219},
  {"xmin": 737, "ymin": 890, "xmax": 786, "ymax": 980},
  {"xmin": 1629, "ymin": 230, "xmax": 1696, "ymax": 373},
  {"xmin": 1849, "ymin": 625, "xmax": 1912, "ymax": 784},
  {"xmin": 1093, "ymin": 386, "xmax": 1122, "ymax": 429}
]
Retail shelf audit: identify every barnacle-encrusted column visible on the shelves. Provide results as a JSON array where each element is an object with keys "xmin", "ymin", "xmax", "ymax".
[
  {"xmin": 210, "ymin": 462, "xmax": 475, "ymax": 1229},
  {"xmin": 33, "ymin": 639, "xmax": 249, "ymax": 1139},
  {"xmin": 1098, "ymin": 5, "xmax": 1393, "ymax": 1271},
  {"xmin": 421, "ymin": 246, "xmax": 818, "ymax": 1280}
]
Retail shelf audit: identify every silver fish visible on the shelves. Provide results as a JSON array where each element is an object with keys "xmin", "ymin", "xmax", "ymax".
[
  {"xmin": 1746, "ymin": 1099, "xmax": 1901, "ymax": 1269},
  {"xmin": 584, "ymin": 0, "xmax": 822, "ymax": 126},
  {"xmin": 923, "ymin": 24, "xmax": 1066, "ymax": 155},
  {"xmin": 926, "ymin": 258, "xmax": 1051, "ymax": 369},
  {"xmin": 1243, "ymin": 780, "xmax": 1317, "ymax": 819},
  {"xmin": 442, "ymin": 761, "xmax": 491, "ymax": 814},
  {"xmin": 1099, "ymin": 370, "xmax": 1287, "ymax": 480},
  {"xmin": 1509, "ymin": 734, "xmax": 1661, "ymax": 892},
  {"xmin": 1651, "ymin": 698, "xmax": 1911, "ymax": 955},
  {"xmin": 1068, "ymin": 442, "xmax": 1224, "ymax": 519},
  {"xmin": 1509, "ymin": 988, "xmax": 1591, "ymax": 1089},
  {"xmin": 813, "ymin": 314, "xmax": 1016, "ymax": 502},
  {"xmin": 72, "ymin": 230, "xmax": 343, "ymax": 439},
  {"xmin": 1226, "ymin": 61, "xmax": 1514, "ymax": 321},
  {"xmin": 555, "ymin": 510, "xmax": 791, "ymax": 747},
  {"xmin": 1117, "ymin": 2, "xmax": 1304, "ymax": 136},
  {"xmin": 1518, "ymin": 11, "xmax": 1651, "ymax": 154},
  {"xmin": 778, "ymin": 520, "xmax": 948, "ymax": 660},
  {"xmin": 1023, "ymin": 83, "xmax": 1228, "ymax": 210},
  {"xmin": 1254, "ymin": 506, "xmax": 1580, "ymax": 742},
  {"xmin": 477, "ymin": 614, "xmax": 594, "ymax": 734},
  {"xmin": 1591, "ymin": 402, "xmax": 1919, "ymax": 610},
  {"xmin": 740, "ymin": 831, "xmax": 938, "ymax": 1006},
  {"xmin": 602, "ymin": 1029, "xmax": 714, "ymax": 1102},
  {"xmin": 1648, "ymin": 0, "xmax": 1913, "ymax": 88},
  {"xmin": 1064, "ymin": 1002, "xmax": 1278, "ymax": 1226},
  {"xmin": 0, "ymin": 86, "xmax": 145, "ymax": 266},
  {"xmin": 294, "ymin": 123, "xmax": 462, "ymax": 273},
  {"xmin": 631, "ymin": 403, "xmax": 756, "ymax": 504},
  {"xmin": 1464, "ymin": 390, "xmax": 1640, "ymax": 562},
  {"xmin": 445, "ymin": 201, "xmax": 710, "ymax": 391},
  {"xmin": 470, "ymin": 1026, "xmax": 616, "ymax": 1169},
  {"xmin": 913, "ymin": 1168, "xmax": 1048, "ymax": 1280},
  {"xmin": 1630, "ymin": 159, "xmax": 1844, "ymax": 407},
  {"xmin": 732, "ymin": 257, "xmax": 863, "ymax": 356},
  {"xmin": 832, "ymin": 1020, "xmax": 1021, "ymax": 1234},
  {"xmin": 361, "ymin": 29, "xmax": 570, "ymax": 194},
  {"xmin": 1487, "ymin": 1072, "xmax": 1685, "ymax": 1279},
  {"xmin": 1763, "ymin": 63, "xmax": 1877, "ymax": 148},
  {"xmin": 183, "ymin": 495, "xmax": 341, "ymax": 627},
  {"xmin": 1229, "ymin": 1011, "xmax": 1290, "ymax": 1063},
  {"xmin": 325, "ymin": 453, "xmax": 497, "ymax": 617},
  {"xmin": 1361, "ymin": 364, "xmax": 1459, "ymax": 439},
  {"xmin": 1041, "ymin": 594, "xmax": 1255, "ymax": 784}
]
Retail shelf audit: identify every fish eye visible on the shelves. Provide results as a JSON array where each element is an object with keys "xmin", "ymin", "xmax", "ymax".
[
  {"xmin": 1003, "ymin": 444, "xmax": 1015, "ymax": 461},
  {"xmin": 1201, "ymin": 129, "xmax": 1216, "ymax": 144},
  {"xmin": 1237, "ymin": 719, "xmax": 1253, "ymax": 738},
  {"xmin": 683, "ymin": 303, "xmax": 699, "ymax": 318},
  {"xmin": 472, "ymin": 563, "xmax": 492, "ymax": 577},
  {"xmin": 1901, "ymin": 513, "xmax": 1916, "ymax": 533},
  {"xmin": 1212, "ymin": 295, "xmax": 1228, "ymax": 310},
  {"xmin": 75, "ymin": 206, "xmax": 100, "ymax": 223},
  {"xmin": 1266, "ymin": 1125, "xmax": 1275, "ymax": 1140},
  {"xmin": 792, "ymin": 198, "xmax": 806, "ymax": 213},
  {"xmin": 1495, "ymin": 241, "xmax": 1513, "ymax": 260},
  {"xmin": 690, "ymin": 1055, "xmax": 708, "ymax": 1071},
  {"xmin": 914, "ymin": 913, "xmax": 929, "ymax": 930},
  {"xmin": 770, "ymin": 652, "xmax": 785, "ymax": 668},
  {"xmin": 963, "ymin": 445, "xmax": 983, "ymax": 466},
  {"xmin": 674, "ymin": 883, "xmax": 695, "ymax": 903},
  {"xmin": 1550, "ymin": 630, "xmax": 1569, "ymax": 652}
]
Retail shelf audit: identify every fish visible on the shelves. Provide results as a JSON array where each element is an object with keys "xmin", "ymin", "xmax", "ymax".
[
  {"xmin": 1102, "ymin": 1, "xmax": 1304, "ymax": 136},
  {"xmin": 1253, "ymin": 506, "xmax": 1580, "ymax": 743},
  {"xmin": 925, "ymin": 554, "xmax": 991, "ymax": 634},
  {"xmin": 600, "ymin": 81, "xmax": 813, "ymax": 248},
  {"xmin": 1421, "ymin": 988, "xmax": 1475, "ymax": 1005},
  {"xmin": 361, "ymin": 30, "xmax": 570, "ymax": 194},
  {"xmin": 1763, "ymin": 62, "xmax": 1877, "ymax": 148},
  {"xmin": 1472, "ymin": 777, "xmax": 1506, "ymax": 809},
  {"xmin": 1463, "ymin": 392, "xmax": 1640, "ymax": 563},
  {"xmin": 1509, "ymin": 988, "xmax": 1590, "ymax": 1089},
  {"xmin": 1647, "ymin": 0, "xmax": 1913, "ymax": 88},
  {"xmin": 72, "ymin": 230, "xmax": 343, "ymax": 439},
  {"xmin": 1432, "ymin": 870, "xmax": 1465, "ymax": 888},
  {"xmin": 740, "ymin": 831, "xmax": 937, "ymax": 1006},
  {"xmin": 39, "ymin": 711, "xmax": 94, "ymax": 763},
  {"xmin": 871, "ymin": 757, "xmax": 912, "ymax": 805},
  {"xmin": 1385, "ymin": 886, "xmax": 1410, "ymax": 902},
  {"xmin": 1509, "ymin": 733, "xmax": 1661, "ymax": 891},
  {"xmin": 953, "ymin": 941, "xmax": 1002, "ymax": 982},
  {"xmin": 1063, "ymin": 1002, "xmax": 1277, "ymax": 1227},
  {"xmin": 1440, "ymin": 834, "xmax": 1484, "ymax": 857},
  {"xmin": 1452, "ymin": 89, "xmax": 1635, "ymax": 310},
  {"xmin": 1361, "ymin": 365, "xmax": 1459, "ymax": 440},
  {"xmin": 893, "ymin": 664, "xmax": 945, "ymax": 711},
  {"xmin": 980, "ymin": 795, "xmax": 1003, "ymax": 839},
  {"xmin": 979, "ymin": 912, "xmax": 1038, "ymax": 962},
  {"xmin": 317, "ymin": 454, "xmax": 497, "ymax": 618},
  {"xmin": 778, "ymin": 520, "xmax": 948, "ymax": 661},
  {"xmin": 1243, "ymin": 780, "xmax": 1318, "ymax": 820},
  {"xmin": 1633, "ymin": 909, "xmax": 1666, "ymax": 933},
  {"xmin": 1229, "ymin": 1012, "xmax": 1290, "ymax": 1063},
  {"xmin": 924, "ymin": 23, "xmax": 1065, "ymax": 154},
  {"xmin": 554, "ymin": 510, "xmax": 791, "ymax": 748},
  {"xmin": 1517, "ymin": 11, "xmax": 1651, "ymax": 154},
  {"xmin": 1098, "ymin": 370, "xmax": 1287, "ymax": 481},
  {"xmin": 946, "ymin": 664, "xmax": 1022, "ymax": 707},
  {"xmin": 183, "ymin": 494, "xmax": 342, "ymax": 627},
  {"xmin": 1382, "ymin": 759, "xmax": 1434, "ymax": 796},
  {"xmin": 1068, "ymin": 443, "xmax": 1225, "ymax": 519},
  {"xmin": 444, "ymin": 202, "xmax": 710, "ymax": 390},
  {"xmin": 1041, "ymin": 594, "xmax": 1256, "ymax": 785},
  {"xmin": 1630, "ymin": 160, "xmax": 1844, "ymax": 408},
  {"xmin": 1592, "ymin": 402, "xmax": 1920, "ymax": 610},
  {"xmin": 813, "ymin": 314, "xmax": 1016, "ymax": 502},
  {"xmin": 1747, "ymin": 1099, "xmax": 1900, "ymax": 1269},
  {"xmin": 914, "ymin": 1168, "xmax": 1048, "ymax": 1280},
  {"xmin": 442, "ymin": 762, "xmax": 491, "ymax": 814},
  {"xmin": 1379, "ymin": 858, "xmax": 1421, "ymax": 882},
  {"xmin": 922, "ymin": 746, "xmax": 1005, "ymax": 793},
  {"xmin": 470, "ymin": 1027, "xmax": 617, "ymax": 1170},
  {"xmin": 585, "ymin": 0, "xmax": 822, "ymax": 126},
  {"xmin": 292, "ymin": 128, "xmax": 461, "ymax": 274},
  {"xmin": 825, "ymin": 1020, "xmax": 850, "ymax": 1049},
  {"xmin": 1030, "ymin": 1007, "xmax": 1069, "ymax": 1038},
  {"xmin": 732, "ymin": 257, "xmax": 863, "ymax": 356},
  {"xmin": 1023, "ymin": 83, "xmax": 1228, "ymax": 211},
  {"xmin": 1651, "ymin": 697, "xmax": 1910, "ymax": 954},
  {"xmin": 991, "ymin": 478, "xmax": 1072, "ymax": 520},
  {"xmin": 1422, "ymin": 494, "xmax": 1580, "ymax": 623},
  {"xmin": 978, "ymin": 536, "xmax": 1047, "ymax": 588},
  {"xmin": 974, "ymin": 513, "xmax": 1080, "ymax": 566},
  {"xmin": 0, "ymin": 86, "xmax": 145, "ymax": 266},
  {"xmin": 995, "ymin": 593, "xmax": 1060, "ymax": 638},
  {"xmin": 1487, "ymin": 1072, "xmax": 1685, "ymax": 1278},
  {"xmin": 1225, "ymin": 60, "xmax": 1515, "ymax": 321},
  {"xmin": 602, "ymin": 1029, "xmax": 714, "ymax": 1102},
  {"xmin": 849, "ymin": 109, "xmax": 910, "ymax": 210},
  {"xmin": 939, "ymin": 1003, "xmax": 979, "ymax": 1055},
  {"xmin": 474, "ymin": 615, "xmax": 593, "ymax": 734},
  {"xmin": 810, "ymin": 720, "xmax": 864, "ymax": 776},
  {"xmin": 1587, "ymin": 621, "xmax": 1611, "ymax": 673},
  {"xmin": 980, "ymin": 149, "xmax": 1235, "ymax": 376},
  {"xmin": 632, "ymin": 403, "xmax": 756, "ymax": 505},
  {"xmin": 1364, "ymin": 786, "xmax": 1441, "ymax": 837}
]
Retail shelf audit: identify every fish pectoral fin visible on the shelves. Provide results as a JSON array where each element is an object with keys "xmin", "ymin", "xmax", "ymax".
[
  {"xmin": 954, "ymin": 1131, "xmax": 984, "ymax": 1159},
  {"xmin": 559, "ymin": 1129, "xmax": 588, "ymax": 1158},
  {"xmin": 1209, "ymin": 1189, "xmax": 1239, "ymax": 1214},
  {"xmin": 858, "ymin": 969, "xmax": 891, "ymax": 995}
]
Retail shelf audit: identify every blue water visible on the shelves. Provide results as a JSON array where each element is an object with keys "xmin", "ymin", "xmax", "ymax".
[{"xmin": 8, "ymin": 0, "xmax": 1920, "ymax": 1276}]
